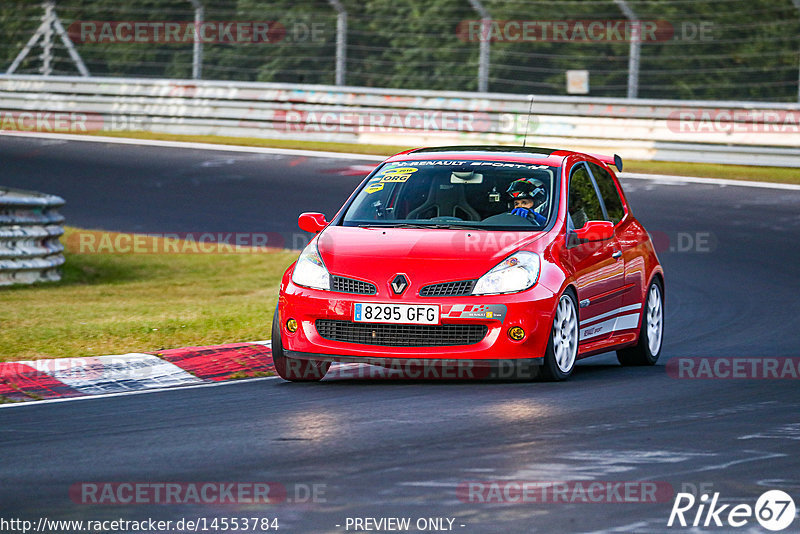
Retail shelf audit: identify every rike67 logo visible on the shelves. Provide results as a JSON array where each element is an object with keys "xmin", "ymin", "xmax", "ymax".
[{"xmin": 668, "ymin": 490, "xmax": 796, "ymax": 531}]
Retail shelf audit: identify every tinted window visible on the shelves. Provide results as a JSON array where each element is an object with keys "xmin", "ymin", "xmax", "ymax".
[
  {"xmin": 342, "ymin": 160, "xmax": 560, "ymax": 230},
  {"xmin": 568, "ymin": 164, "xmax": 604, "ymax": 229},
  {"xmin": 588, "ymin": 162, "xmax": 625, "ymax": 224}
]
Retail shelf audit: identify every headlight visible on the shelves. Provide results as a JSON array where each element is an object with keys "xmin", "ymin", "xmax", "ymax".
[
  {"xmin": 291, "ymin": 241, "xmax": 330, "ymax": 290},
  {"xmin": 472, "ymin": 251, "xmax": 540, "ymax": 295}
]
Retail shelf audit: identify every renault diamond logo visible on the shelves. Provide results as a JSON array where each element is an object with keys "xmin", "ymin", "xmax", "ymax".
[{"xmin": 391, "ymin": 274, "xmax": 408, "ymax": 295}]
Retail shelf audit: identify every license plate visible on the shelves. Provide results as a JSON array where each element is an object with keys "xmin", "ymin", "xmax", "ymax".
[{"xmin": 353, "ymin": 303, "xmax": 440, "ymax": 325}]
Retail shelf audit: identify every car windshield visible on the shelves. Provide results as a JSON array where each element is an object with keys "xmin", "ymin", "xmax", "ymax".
[{"xmin": 342, "ymin": 160, "xmax": 560, "ymax": 230}]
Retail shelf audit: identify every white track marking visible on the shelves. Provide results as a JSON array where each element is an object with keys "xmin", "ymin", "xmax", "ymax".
[
  {"xmin": 0, "ymin": 375, "xmax": 281, "ymax": 410},
  {"xmin": 20, "ymin": 354, "xmax": 202, "ymax": 394},
  {"xmin": 0, "ymin": 341, "xmax": 276, "ymax": 409},
  {"xmin": 0, "ymin": 361, "xmax": 366, "ymax": 410},
  {"xmin": 620, "ymin": 172, "xmax": 800, "ymax": 191}
]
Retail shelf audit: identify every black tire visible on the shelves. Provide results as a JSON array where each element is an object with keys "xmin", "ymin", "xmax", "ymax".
[
  {"xmin": 617, "ymin": 279, "xmax": 664, "ymax": 366},
  {"xmin": 271, "ymin": 305, "xmax": 330, "ymax": 382},
  {"xmin": 540, "ymin": 290, "xmax": 579, "ymax": 381}
]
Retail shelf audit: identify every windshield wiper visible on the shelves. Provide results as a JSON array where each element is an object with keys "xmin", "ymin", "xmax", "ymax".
[
  {"xmin": 358, "ymin": 223, "xmax": 424, "ymax": 228},
  {"xmin": 364, "ymin": 223, "xmax": 431, "ymax": 228},
  {"xmin": 430, "ymin": 223, "xmax": 485, "ymax": 230},
  {"xmin": 358, "ymin": 222, "xmax": 482, "ymax": 230}
]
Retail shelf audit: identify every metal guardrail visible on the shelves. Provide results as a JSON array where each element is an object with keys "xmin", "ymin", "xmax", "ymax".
[
  {"xmin": 0, "ymin": 187, "xmax": 65, "ymax": 286},
  {"xmin": 0, "ymin": 74, "xmax": 799, "ymax": 166}
]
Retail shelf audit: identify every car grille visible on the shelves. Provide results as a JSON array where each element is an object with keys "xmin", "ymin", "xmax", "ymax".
[
  {"xmin": 331, "ymin": 276, "xmax": 377, "ymax": 295},
  {"xmin": 315, "ymin": 320, "xmax": 488, "ymax": 347},
  {"xmin": 419, "ymin": 280, "xmax": 476, "ymax": 297}
]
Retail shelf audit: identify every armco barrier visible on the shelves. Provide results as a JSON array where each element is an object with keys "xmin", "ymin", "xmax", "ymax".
[
  {"xmin": 0, "ymin": 187, "xmax": 65, "ymax": 286},
  {"xmin": 0, "ymin": 75, "xmax": 799, "ymax": 166}
]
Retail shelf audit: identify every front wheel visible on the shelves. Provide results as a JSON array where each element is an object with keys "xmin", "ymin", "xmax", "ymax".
[
  {"xmin": 617, "ymin": 279, "xmax": 664, "ymax": 366},
  {"xmin": 540, "ymin": 290, "xmax": 579, "ymax": 381},
  {"xmin": 271, "ymin": 305, "xmax": 330, "ymax": 382}
]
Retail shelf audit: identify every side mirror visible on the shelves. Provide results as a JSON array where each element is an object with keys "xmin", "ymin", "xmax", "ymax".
[
  {"xmin": 574, "ymin": 220, "xmax": 614, "ymax": 241},
  {"xmin": 298, "ymin": 212, "xmax": 328, "ymax": 234}
]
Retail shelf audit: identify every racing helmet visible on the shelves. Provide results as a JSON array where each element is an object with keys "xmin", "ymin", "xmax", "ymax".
[{"xmin": 506, "ymin": 177, "xmax": 546, "ymax": 206}]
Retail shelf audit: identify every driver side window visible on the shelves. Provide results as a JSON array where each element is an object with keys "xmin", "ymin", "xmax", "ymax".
[{"xmin": 568, "ymin": 163, "xmax": 604, "ymax": 230}]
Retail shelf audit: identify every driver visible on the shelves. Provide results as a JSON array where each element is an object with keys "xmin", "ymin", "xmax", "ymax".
[{"xmin": 506, "ymin": 177, "xmax": 547, "ymax": 225}]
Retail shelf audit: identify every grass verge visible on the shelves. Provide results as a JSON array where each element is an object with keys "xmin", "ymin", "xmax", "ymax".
[
  {"xmin": 0, "ymin": 227, "xmax": 296, "ymax": 362},
  {"xmin": 87, "ymin": 131, "xmax": 800, "ymax": 185}
]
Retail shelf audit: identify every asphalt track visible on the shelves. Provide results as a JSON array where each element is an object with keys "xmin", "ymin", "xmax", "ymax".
[{"xmin": 1, "ymin": 135, "xmax": 799, "ymax": 533}]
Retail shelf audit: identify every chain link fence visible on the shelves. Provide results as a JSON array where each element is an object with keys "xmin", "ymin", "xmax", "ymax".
[{"xmin": 1, "ymin": 0, "xmax": 800, "ymax": 102}]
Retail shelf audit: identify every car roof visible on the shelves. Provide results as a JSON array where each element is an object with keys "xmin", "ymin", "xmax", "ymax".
[{"xmin": 385, "ymin": 145, "xmax": 575, "ymax": 166}]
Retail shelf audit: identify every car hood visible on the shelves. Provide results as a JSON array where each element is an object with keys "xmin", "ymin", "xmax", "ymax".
[{"xmin": 316, "ymin": 226, "xmax": 547, "ymax": 285}]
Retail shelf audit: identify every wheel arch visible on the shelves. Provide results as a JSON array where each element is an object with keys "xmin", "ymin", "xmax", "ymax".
[
  {"xmin": 562, "ymin": 283, "xmax": 578, "ymax": 300},
  {"xmin": 648, "ymin": 269, "xmax": 665, "ymax": 304}
]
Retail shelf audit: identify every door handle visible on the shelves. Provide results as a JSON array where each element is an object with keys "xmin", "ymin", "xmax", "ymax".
[{"xmin": 612, "ymin": 250, "xmax": 622, "ymax": 259}]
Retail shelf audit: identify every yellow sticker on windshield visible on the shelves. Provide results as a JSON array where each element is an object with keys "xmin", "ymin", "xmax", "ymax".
[
  {"xmin": 365, "ymin": 182, "xmax": 385, "ymax": 194},
  {"xmin": 378, "ymin": 167, "xmax": 417, "ymax": 183}
]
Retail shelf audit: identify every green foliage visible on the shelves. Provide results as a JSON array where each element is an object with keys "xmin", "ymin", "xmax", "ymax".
[{"xmin": 0, "ymin": 0, "xmax": 798, "ymax": 101}]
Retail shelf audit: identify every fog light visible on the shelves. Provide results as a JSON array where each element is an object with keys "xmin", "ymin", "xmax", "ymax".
[
  {"xmin": 286, "ymin": 319, "xmax": 298, "ymax": 333},
  {"xmin": 508, "ymin": 326, "xmax": 525, "ymax": 341}
]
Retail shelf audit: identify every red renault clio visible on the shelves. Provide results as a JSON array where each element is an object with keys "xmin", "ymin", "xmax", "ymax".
[{"xmin": 273, "ymin": 146, "xmax": 664, "ymax": 381}]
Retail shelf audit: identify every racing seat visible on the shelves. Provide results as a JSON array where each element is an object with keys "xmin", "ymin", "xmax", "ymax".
[{"xmin": 406, "ymin": 180, "xmax": 481, "ymax": 221}]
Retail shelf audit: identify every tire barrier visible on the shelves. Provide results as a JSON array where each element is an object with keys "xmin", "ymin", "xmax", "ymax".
[{"xmin": 0, "ymin": 186, "xmax": 65, "ymax": 286}]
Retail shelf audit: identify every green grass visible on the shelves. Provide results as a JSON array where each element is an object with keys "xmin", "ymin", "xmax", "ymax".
[
  {"xmin": 0, "ymin": 228, "xmax": 296, "ymax": 362},
  {"xmin": 87, "ymin": 131, "xmax": 800, "ymax": 184}
]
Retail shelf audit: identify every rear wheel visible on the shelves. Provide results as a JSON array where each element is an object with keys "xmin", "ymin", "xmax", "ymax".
[
  {"xmin": 540, "ymin": 290, "xmax": 579, "ymax": 381},
  {"xmin": 617, "ymin": 279, "xmax": 663, "ymax": 366},
  {"xmin": 271, "ymin": 305, "xmax": 330, "ymax": 381}
]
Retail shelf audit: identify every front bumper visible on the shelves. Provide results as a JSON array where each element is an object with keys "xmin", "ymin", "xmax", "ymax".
[{"xmin": 278, "ymin": 279, "xmax": 558, "ymax": 362}]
